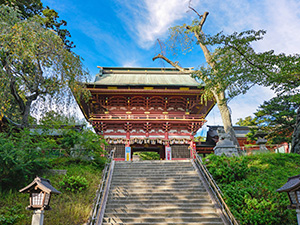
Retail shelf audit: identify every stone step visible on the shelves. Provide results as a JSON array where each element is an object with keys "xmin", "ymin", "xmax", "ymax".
[
  {"xmin": 112, "ymin": 175, "xmax": 199, "ymax": 179},
  {"xmin": 100, "ymin": 161, "xmax": 225, "ymax": 225},
  {"xmin": 105, "ymin": 202, "xmax": 215, "ymax": 209},
  {"xmin": 102, "ymin": 222, "xmax": 224, "ymax": 225},
  {"xmin": 114, "ymin": 164, "xmax": 194, "ymax": 170},
  {"xmin": 112, "ymin": 170, "xmax": 195, "ymax": 174},
  {"xmin": 112, "ymin": 171, "xmax": 197, "ymax": 176},
  {"xmin": 103, "ymin": 216, "xmax": 223, "ymax": 223},
  {"xmin": 104, "ymin": 212, "xmax": 219, "ymax": 219},
  {"xmin": 111, "ymin": 178, "xmax": 200, "ymax": 183},
  {"xmin": 109, "ymin": 188, "xmax": 207, "ymax": 194},
  {"xmin": 108, "ymin": 194, "xmax": 210, "ymax": 201},
  {"xmin": 115, "ymin": 161, "xmax": 191, "ymax": 165},
  {"xmin": 106, "ymin": 199, "xmax": 212, "ymax": 205},
  {"xmin": 108, "ymin": 191, "xmax": 209, "ymax": 197},
  {"xmin": 110, "ymin": 182, "xmax": 202, "ymax": 188},
  {"xmin": 112, "ymin": 174, "xmax": 198, "ymax": 178},
  {"xmin": 104, "ymin": 207, "xmax": 218, "ymax": 214}
]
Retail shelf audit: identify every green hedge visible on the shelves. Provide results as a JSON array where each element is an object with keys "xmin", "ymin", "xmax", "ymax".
[{"xmin": 203, "ymin": 153, "xmax": 300, "ymax": 225}]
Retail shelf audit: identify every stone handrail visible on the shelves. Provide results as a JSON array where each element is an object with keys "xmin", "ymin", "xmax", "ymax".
[
  {"xmin": 193, "ymin": 152, "xmax": 239, "ymax": 225},
  {"xmin": 88, "ymin": 150, "xmax": 115, "ymax": 225}
]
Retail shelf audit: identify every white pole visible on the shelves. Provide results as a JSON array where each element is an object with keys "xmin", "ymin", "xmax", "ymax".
[
  {"xmin": 296, "ymin": 208, "xmax": 300, "ymax": 225},
  {"xmin": 31, "ymin": 210, "xmax": 44, "ymax": 225}
]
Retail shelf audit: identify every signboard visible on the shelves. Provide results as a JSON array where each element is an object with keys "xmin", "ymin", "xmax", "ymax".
[
  {"xmin": 125, "ymin": 147, "xmax": 131, "ymax": 161},
  {"xmin": 190, "ymin": 142, "xmax": 196, "ymax": 159},
  {"xmin": 165, "ymin": 146, "xmax": 172, "ymax": 160}
]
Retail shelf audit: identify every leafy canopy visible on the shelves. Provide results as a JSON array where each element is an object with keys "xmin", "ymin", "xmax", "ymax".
[
  {"xmin": 238, "ymin": 94, "xmax": 300, "ymax": 144},
  {"xmin": 0, "ymin": 6, "xmax": 89, "ymax": 126}
]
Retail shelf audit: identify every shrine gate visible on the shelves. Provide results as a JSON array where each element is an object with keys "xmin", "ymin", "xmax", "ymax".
[{"xmin": 79, "ymin": 67, "xmax": 215, "ymax": 160}]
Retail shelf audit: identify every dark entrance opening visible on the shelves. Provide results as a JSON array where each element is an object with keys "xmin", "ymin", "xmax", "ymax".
[{"xmin": 131, "ymin": 145, "xmax": 165, "ymax": 160}]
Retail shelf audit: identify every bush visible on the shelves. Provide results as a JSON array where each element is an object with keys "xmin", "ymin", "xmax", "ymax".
[
  {"xmin": 134, "ymin": 151, "xmax": 160, "ymax": 160},
  {"xmin": 0, "ymin": 131, "xmax": 50, "ymax": 190},
  {"xmin": 59, "ymin": 175, "xmax": 88, "ymax": 192},
  {"xmin": 0, "ymin": 204, "xmax": 25, "ymax": 225},
  {"xmin": 203, "ymin": 153, "xmax": 300, "ymax": 225},
  {"xmin": 203, "ymin": 154, "xmax": 249, "ymax": 183}
]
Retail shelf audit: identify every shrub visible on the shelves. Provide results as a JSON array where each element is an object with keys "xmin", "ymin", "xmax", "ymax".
[
  {"xmin": 0, "ymin": 131, "xmax": 50, "ymax": 190},
  {"xmin": 203, "ymin": 153, "xmax": 300, "ymax": 225},
  {"xmin": 0, "ymin": 204, "xmax": 25, "ymax": 225},
  {"xmin": 134, "ymin": 151, "xmax": 160, "ymax": 160},
  {"xmin": 59, "ymin": 175, "xmax": 88, "ymax": 192},
  {"xmin": 203, "ymin": 154, "xmax": 249, "ymax": 183}
]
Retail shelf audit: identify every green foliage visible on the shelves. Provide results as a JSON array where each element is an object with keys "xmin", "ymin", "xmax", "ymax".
[
  {"xmin": 0, "ymin": 5, "xmax": 89, "ymax": 127},
  {"xmin": 0, "ymin": 129, "xmax": 52, "ymax": 190},
  {"xmin": 0, "ymin": 158, "xmax": 104, "ymax": 224},
  {"xmin": 203, "ymin": 154, "xmax": 249, "ymax": 183},
  {"xmin": 134, "ymin": 151, "xmax": 160, "ymax": 160},
  {"xmin": 158, "ymin": 10, "xmax": 299, "ymax": 147},
  {"xmin": 236, "ymin": 116, "xmax": 258, "ymax": 127},
  {"xmin": 39, "ymin": 110, "xmax": 81, "ymax": 126},
  {"xmin": 0, "ymin": 204, "xmax": 25, "ymax": 225},
  {"xmin": 60, "ymin": 128, "xmax": 106, "ymax": 158},
  {"xmin": 59, "ymin": 175, "xmax": 88, "ymax": 193},
  {"xmin": 238, "ymin": 94, "xmax": 300, "ymax": 144},
  {"xmin": 0, "ymin": 0, "xmax": 73, "ymax": 49},
  {"xmin": 204, "ymin": 153, "xmax": 300, "ymax": 224},
  {"xmin": 254, "ymin": 95, "xmax": 299, "ymax": 144}
]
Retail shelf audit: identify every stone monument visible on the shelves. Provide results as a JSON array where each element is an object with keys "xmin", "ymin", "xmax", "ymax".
[{"xmin": 214, "ymin": 128, "xmax": 239, "ymax": 157}]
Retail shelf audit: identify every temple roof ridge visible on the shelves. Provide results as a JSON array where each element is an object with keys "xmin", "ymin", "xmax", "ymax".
[{"xmin": 90, "ymin": 66, "xmax": 202, "ymax": 87}]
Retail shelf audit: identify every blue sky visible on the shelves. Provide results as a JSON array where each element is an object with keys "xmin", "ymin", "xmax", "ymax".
[{"xmin": 43, "ymin": 0, "xmax": 300, "ymax": 125}]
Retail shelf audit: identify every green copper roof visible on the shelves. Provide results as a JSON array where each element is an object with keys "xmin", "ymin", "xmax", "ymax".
[{"xmin": 88, "ymin": 67, "xmax": 202, "ymax": 87}]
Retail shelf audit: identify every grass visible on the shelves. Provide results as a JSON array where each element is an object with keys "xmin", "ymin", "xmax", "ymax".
[{"xmin": 0, "ymin": 157, "xmax": 105, "ymax": 225}]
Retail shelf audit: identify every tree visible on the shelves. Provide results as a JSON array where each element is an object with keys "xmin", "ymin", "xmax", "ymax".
[
  {"xmin": 255, "ymin": 95, "xmax": 299, "ymax": 144},
  {"xmin": 237, "ymin": 94, "xmax": 300, "ymax": 144},
  {"xmin": 153, "ymin": 6, "xmax": 288, "ymax": 147},
  {"xmin": 0, "ymin": 6, "xmax": 89, "ymax": 127},
  {"xmin": 0, "ymin": 0, "xmax": 74, "ymax": 49},
  {"xmin": 236, "ymin": 116, "xmax": 258, "ymax": 127},
  {"xmin": 260, "ymin": 55, "xmax": 300, "ymax": 152}
]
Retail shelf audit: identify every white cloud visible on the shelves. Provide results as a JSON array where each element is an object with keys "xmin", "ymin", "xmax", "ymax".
[
  {"xmin": 121, "ymin": 60, "xmax": 140, "ymax": 68},
  {"xmin": 253, "ymin": 0, "xmax": 300, "ymax": 54},
  {"xmin": 118, "ymin": 0, "xmax": 201, "ymax": 48}
]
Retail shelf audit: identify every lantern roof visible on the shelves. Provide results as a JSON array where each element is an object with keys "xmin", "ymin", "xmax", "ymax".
[
  {"xmin": 277, "ymin": 175, "xmax": 300, "ymax": 192},
  {"xmin": 88, "ymin": 67, "xmax": 202, "ymax": 87},
  {"xmin": 19, "ymin": 176, "xmax": 61, "ymax": 194}
]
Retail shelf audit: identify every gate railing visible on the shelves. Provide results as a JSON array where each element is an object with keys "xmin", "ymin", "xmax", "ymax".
[
  {"xmin": 88, "ymin": 150, "xmax": 115, "ymax": 225},
  {"xmin": 193, "ymin": 152, "xmax": 239, "ymax": 225}
]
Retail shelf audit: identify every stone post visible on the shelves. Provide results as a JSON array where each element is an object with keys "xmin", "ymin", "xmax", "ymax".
[
  {"xmin": 31, "ymin": 210, "xmax": 44, "ymax": 225},
  {"xmin": 296, "ymin": 208, "xmax": 300, "ymax": 225}
]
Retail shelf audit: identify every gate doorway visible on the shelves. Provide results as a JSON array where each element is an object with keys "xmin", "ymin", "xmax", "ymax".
[{"xmin": 131, "ymin": 144, "xmax": 165, "ymax": 160}]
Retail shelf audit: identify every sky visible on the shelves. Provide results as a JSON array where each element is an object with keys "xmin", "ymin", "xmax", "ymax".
[{"xmin": 43, "ymin": 0, "xmax": 300, "ymax": 125}]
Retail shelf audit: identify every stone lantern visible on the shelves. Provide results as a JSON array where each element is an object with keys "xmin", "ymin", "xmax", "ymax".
[
  {"xmin": 277, "ymin": 175, "xmax": 300, "ymax": 224},
  {"xmin": 254, "ymin": 130, "xmax": 268, "ymax": 152},
  {"xmin": 19, "ymin": 176, "xmax": 61, "ymax": 225}
]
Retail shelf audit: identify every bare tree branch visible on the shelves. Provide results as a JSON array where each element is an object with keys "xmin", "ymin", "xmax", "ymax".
[
  {"xmin": 188, "ymin": 4, "xmax": 202, "ymax": 19},
  {"xmin": 153, "ymin": 54, "xmax": 191, "ymax": 73}
]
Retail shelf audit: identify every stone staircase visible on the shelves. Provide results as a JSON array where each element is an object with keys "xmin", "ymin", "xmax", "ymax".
[{"xmin": 102, "ymin": 160, "xmax": 225, "ymax": 225}]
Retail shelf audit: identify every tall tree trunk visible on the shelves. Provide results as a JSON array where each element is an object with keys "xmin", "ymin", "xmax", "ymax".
[
  {"xmin": 21, "ymin": 101, "xmax": 32, "ymax": 128},
  {"xmin": 213, "ymin": 90, "xmax": 240, "ymax": 147},
  {"xmin": 291, "ymin": 107, "xmax": 300, "ymax": 153},
  {"xmin": 21, "ymin": 94, "xmax": 38, "ymax": 128}
]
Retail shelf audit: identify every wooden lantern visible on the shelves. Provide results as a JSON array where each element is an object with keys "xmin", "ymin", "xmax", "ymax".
[
  {"xmin": 277, "ymin": 175, "xmax": 300, "ymax": 209},
  {"xmin": 19, "ymin": 177, "xmax": 61, "ymax": 210}
]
